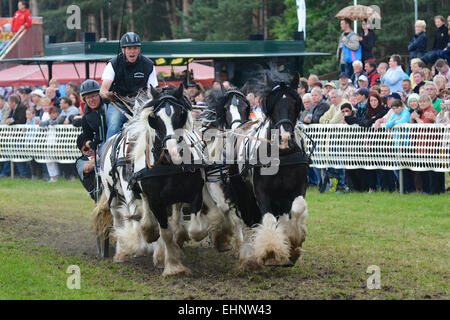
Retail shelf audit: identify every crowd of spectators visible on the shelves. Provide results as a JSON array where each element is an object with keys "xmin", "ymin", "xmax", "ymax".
[
  {"xmin": 294, "ymin": 15, "xmax": 450, "ymax": 194},
  {"xmin": 0, "ymin": 81, "xmax": 85, "ymax": 181}
]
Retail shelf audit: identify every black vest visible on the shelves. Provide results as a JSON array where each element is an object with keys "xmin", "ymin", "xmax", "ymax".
[{"xmin": 110, "ymin": 53, "xmax": 154, "ymax": 96}]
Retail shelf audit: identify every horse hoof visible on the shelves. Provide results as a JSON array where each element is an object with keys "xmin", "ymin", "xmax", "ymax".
[
  {"xmin": 216, "ymin": 244, "xmax": 233, "ymax": 253},
  {"xmin": 263, "ymin": 258, "xmax": 293, "ymax": 267},
  {"xmin": 162, "ymin": 265, "xmax": 191, "ymax": 277}
]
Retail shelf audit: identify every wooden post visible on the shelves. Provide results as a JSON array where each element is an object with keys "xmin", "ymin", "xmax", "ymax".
[{"xmin": 399, "ymin": 169, "xmax": 404, "ymax": 195}]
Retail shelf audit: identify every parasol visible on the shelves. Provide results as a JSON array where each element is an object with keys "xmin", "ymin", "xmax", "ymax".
[{"xmin": 335, "ymin": 5, "xmax": 381, "ymax": 21}]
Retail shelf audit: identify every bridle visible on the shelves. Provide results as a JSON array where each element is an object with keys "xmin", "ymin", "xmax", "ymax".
[
  {"xmin": 223, "ymin": 89, "xmax": 251, "ymax": 129},
  {"xmin": 263, "ymin": 83, "xmax": 301, "ymax": 131}
]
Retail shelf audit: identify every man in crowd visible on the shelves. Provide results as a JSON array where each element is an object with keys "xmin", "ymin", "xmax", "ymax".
[
  {"xmin": 302, "ymin": 87, "xmax": 329, "ymax": 124},
  {"xmin": 57, "ymin": 96, "xmax": 80, "ymax": 124},
  {"xmin": 412, "ymin": 71, "xmax": 426, "ymax": 94},
  {"xmin": 45, "ymin": 87, "xmax": 60, "ymax": 110},
  {"xmin": 357, "ymin": 75, "xmax": 369, "ymax": 90},
  {"xmin": 425, "ymin": 82, "xmax": 442, "ymax": 113},
  {"xmin": 365, "ymin": 60, "xmax": 380, "ymax": 87},
  {"xmin": 100, "ymin": 32, "xmax": 157, "ymax": 143},
  {"xmin": 380, "ymin": 84, "xmax": 391, "ymax": 97},
  {"xmin": 337, "ymin": 18, "xmax": 360, "ymax": 78},
  {"xmin": 307, "ymin": 74, "xmax": 320, "ymax": 92},
  {"xmin": 435, "ymin": 59, "xmax": 450, "ymax": 83},
  {"xmin": 338, "ymin": 72, "xmax": 354, "ymax": 100},
  {"xmin": 18, "ymin": 88, "xmax": 32, "ymax": 109},
  {"xmin": 354, "ymin": 87, "xmax": 369, "ymax": 118},
  {"xmin": 319, "ymin": 89, "xmax": 349, "ymax": 124},
  {"xmin": 402, "ymin": 79, "xmax": 413, "ymax": 97},
  {"xmin": 75, "ymin": 133, "xmax": 98, "ymax": 201},
  {"xmin": 422, "ymin": 16, "xmax": 449, "ymax": 65},
  {"xmin": 5, "ymin": 95, "xmax": 26, "ymax": 125},
  {"xmin": 300, "ymin": 93, "xmax": 314, "ymax": 124},
  {"xmin": 377, "ymin": 62, "xmax": 388, "ymax": 82},
  {"xmin": 351, "ymin": 60, "xmax": 367, "ymax": 88}
]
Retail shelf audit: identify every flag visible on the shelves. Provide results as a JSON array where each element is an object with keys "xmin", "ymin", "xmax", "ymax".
[{"xmin": 296, "ymin": 0, "xmax": 306, "ymax": 39}]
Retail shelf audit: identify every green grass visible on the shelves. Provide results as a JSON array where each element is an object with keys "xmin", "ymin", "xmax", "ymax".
[{"xmin": 0, "ymin": 178, "xmax": 449, "ymax": 300}]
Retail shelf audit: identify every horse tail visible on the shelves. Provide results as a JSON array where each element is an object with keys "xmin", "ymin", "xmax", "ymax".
[{"xmin": 92, "ymin": 192, "xmax": 113, "ymax": 238}]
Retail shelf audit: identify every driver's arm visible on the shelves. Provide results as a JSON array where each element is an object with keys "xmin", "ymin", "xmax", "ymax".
[{"xmin": 100, "ymin": 79, "xmax": 114, "ymax": 100}]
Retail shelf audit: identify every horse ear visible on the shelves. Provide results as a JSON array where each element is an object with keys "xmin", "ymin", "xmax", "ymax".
[
  {"xmin": 290, "ymin": 72, "xmax": 300, "ymax": 90},
  {"xmin": 264, "ymin": 74, "xmax": 274, "ymax": 88},
  {"xmin": 175, "ymin": 83, "xmax": 184, "ymax": 99},
  {"xmin": 240, "ymin": 82, "xmax": 249, "ymax": 95},
  {"xmin": 150, "ymin": 85, "xmax": 159, "ymax": 100},
  {"xmin": 220, "ymin": 82, "xmax": 225, "ymax": 93}
]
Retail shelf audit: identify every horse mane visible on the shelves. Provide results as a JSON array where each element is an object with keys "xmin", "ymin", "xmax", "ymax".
[{"xmin": 198, "ymin": 89, "xmax": 228, "ymax": 128}]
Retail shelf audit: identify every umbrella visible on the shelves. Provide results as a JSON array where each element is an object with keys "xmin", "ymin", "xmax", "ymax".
[{"xmin": 335, "ymin": 5, "xmax": 381, "ymax": 21}]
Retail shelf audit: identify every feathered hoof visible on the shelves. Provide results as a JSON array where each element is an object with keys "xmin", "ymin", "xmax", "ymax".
[
  {"xmin": 162, "ymin": 264, "xmax": 191, "ymax": 277},
  {"xmin": 216, "ymin": 242, "xmax": 233, "ymax": 253},
  {"xmin": 238, "ymin": 257, "xmax": 261, "ymax": 271},
  {"xmin": 113, "ymin": 253, "xmax": 129, "ymax": 263},
  {"xmin": 174, "ymin": 229, "xmax": 190, "ymax": 249},
  {"xmin": 213, "ymin": 231, "xmax": 233, "ymax": 252}
]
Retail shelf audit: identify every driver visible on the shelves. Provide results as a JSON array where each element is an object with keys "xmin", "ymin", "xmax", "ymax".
[{"xmin": 100, "ymin": 32, "xmax": 158, "ymax": 142}]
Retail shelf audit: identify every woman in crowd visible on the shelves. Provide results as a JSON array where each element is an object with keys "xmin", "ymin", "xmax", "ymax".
[
  {"xmin": 359, "ymin": 19, "xmax": 376, "ymax": 64},
  {"xmin": 410, "ymin": 94, "xmax": 444, "ymax": 194},
  {"xmin": 381, "ymin": 54, "xmax": 405, "ymax": 94},
  {"xmin": 407, "ymin": 20, "xmax": 427, "ymax": 74}
]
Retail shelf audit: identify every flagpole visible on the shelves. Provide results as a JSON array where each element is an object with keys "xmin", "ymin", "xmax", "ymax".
[{"xmin": 354, "ymin": 0, "xmax": 357, "ymax": 33}]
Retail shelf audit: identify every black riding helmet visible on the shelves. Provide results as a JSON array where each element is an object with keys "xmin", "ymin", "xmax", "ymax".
[
  {"xmin": 120, "ymin": 32, "xmax": 141, "ymax": 48},
  {"xmin": 80, "ymin": 79, "xmax": 100, "ymax": 97}
]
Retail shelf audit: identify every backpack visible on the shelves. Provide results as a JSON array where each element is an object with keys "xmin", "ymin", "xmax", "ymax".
[{"xmin": 343, "ymin": 33, "xmax": 362, "ymax": 63}]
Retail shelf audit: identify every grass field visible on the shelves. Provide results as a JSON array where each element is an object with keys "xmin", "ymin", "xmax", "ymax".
[{"xmin": 0, "ymin": 178, "xmax": 448, "ymax": 300}]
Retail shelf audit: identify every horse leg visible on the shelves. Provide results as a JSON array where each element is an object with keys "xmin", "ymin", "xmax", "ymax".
[
  {"xmin": 139, "ymin": 192, "xmax": 160, "ymax": 244},
  {"xmin": 278, "ymin": 196, "xmax": 308, "ymax": 265},
  {"xmin": 203, "ymin": 183, "xmax": 233, "ymax": 252},
  {"xmin": 151, "ymin": 202, "xmax": 190, "ymax": 276},
  {"xmin": 187, "ymin": 192, "xmax": 210, "ymax": 242},
  {"xmin": 170, "ymin": 203, "xmax": 190, "ymax": 249}
]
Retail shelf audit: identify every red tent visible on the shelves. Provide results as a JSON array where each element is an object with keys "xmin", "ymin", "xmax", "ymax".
[{"xmin": 0, "ymin": 62, "xmax": 214, "ymax": 87}]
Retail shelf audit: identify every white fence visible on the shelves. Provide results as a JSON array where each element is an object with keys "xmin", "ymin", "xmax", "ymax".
[{"xmin": 0, "ymin": 124, "xmax": 449, "ymax": 172}]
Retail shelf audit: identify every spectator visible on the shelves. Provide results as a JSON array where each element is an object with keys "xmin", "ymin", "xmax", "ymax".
[
  {"xmin": 338, "ymin": 72, "xmax": 354, "ymax": 100},
  {"xmin": 359, "ymin": 19, "xmax": 376, "ymax": 63},
  {"xmin": 337, "ymin": 18, "xmax": 360, "ymax": 78},
  {"xmin": 410, "ymin": 94, "xmax": 444, "ymax": 194},
  {"xmin": 212, "ymin": 80, "xmax": 221, "ymax": 90},
  {"xmin": 407, "ymin": 93, "xmax": 421, "ymax": 115},
  {"xmin": 323, "ymin": 82, "xmax": 336, "ymax": 103},
  {"xmin": 11, "ymin": 1, "xmax": 32, "ymax": 33},
  {"xmin": 5, "ymin": 95, "xmax": 26, "ymax": 125},
  {"xmin": 38, "ymin": 97, "xmax": 52, "ymax": 124},
  {"xmin": 45, "ymin": 87, "xmax": 60, "ymax": 110},
  {"xmin": 380, "ymin": 84, "xmax": 391, "ymax": 97},
  {"xmin": 307, "ymin": 74, "xmax": 320, "ymax": 91},
  {"xmin": 25, "ymin": 108, "xmax": 38, "ymax": 125},
  {"xmin": 422, "ymin": 16, "xmax": 449, "ymax": 65},
  {"xmin": 57, "ymin": 96, "xmax": 80, "ymax": 124},
  {"xmin": 433, "ymin": 75, "xmax": 446, "ymax": 91},
  {"xmin": 357, "ymin": 75, "xmax": 369, "ymax": 90},
  {"xmin": 402, "ymin": 79, "xmax": 413, "ymax": 98},
  {"xmin": 298, "ymin": 78, "xmax": 309, "ymax": 97},
  {"xmin": 66, "ymin": 82, "xmax": 80, "ymax": 97},
  {"xmin": 39, "ymin": 106, "xmax": 60, "ymax": 127},
  {"xmin": 396, "ymin": 91, "xmax": 407, "ymax": 104},
  {"xmin": 354, "ymin": 87, "xmax": 369, "ymax": 118},
  {"xmin": 75, "ymin": 133, "xmax": 97, "ymax": 200},
  {"xmin": 435, "ymin": 59, "xmax": 450, "ymax": 83},
  {"xmin": 385, "ymin": 99, "xmax": 411, "ymax": 129},
  {"xmin": 345, "ymin": 92, "xmax": 388, "ymax": 127},
  {"xmin": 300, "ymin": 93, "xmax": 314, "ymax": 125},
  {"xmin": 377, "ymin": 62, "xmax": 388, "ymax": 83},
  {"xmin": 351, "ymin": 60, "xmax": 367, "ymax": 88},
  {"xmin": 407, "ymin": 20, "xmax": 428, "ymax": 73},
  {"xmin": 370, "ymin": 85, "xmax": 381, "ymax": 95},
  {"xmin": 424, "ymin": 82, "xmax": 442, "ymax": 113},
  {"xmin": 412, "ymin": 71, "xmax": 426, "ymax": 94},
  {"xmin": 348, "ymin": 91, "xmax": 359, "ymax": 109},
  {"xmin": 319, "ymin": 89, "xmax": 349, "ymax": 124},
  {"xmin": 49, "ymin": 79, "xmax": 61, "ymax": 98},
  {"xmin": 436, "ymin": 90, "xmax": 450, "ymax": 124},
  {"xmin": 422, "ymin": 67, "xmax": 432, "ymax": 81},
  {"xmin": 30, "ymin": 89, "xmax": 45, "ymax": 118},
  {"xmin": 381, "ymin": 54, "xmax": 405, "ymax": 93},
  {"xmin": 409, "ymin": 58, "xmax": 426, "ymax": 89},
  {"xmin": 0, "ymin": 95, "xmax": 11, "ymax": 124},
  {"xmin": 222, "ymin": 81, "xmax": 231, "ymax": 90},
  {"xmin": 303, "ymin": 87, "xmax": 329, "ymax": 124},
  {"xmin": 17, "ymin": 88, "xmax": 32, "ymax": 109},
  {"xmin": 365, "ymin": 60, "xmax": 380, "ymax": 87}
]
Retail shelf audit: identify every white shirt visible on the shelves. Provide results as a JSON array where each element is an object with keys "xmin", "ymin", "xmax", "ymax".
[{"xmin": 102, "ymin": 61, "xmax": 158, "ymax": 88}]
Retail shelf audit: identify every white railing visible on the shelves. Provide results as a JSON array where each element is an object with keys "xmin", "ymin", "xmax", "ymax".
[
  {"xmin": 0, "ymin": 125, "xmax": 81, "ymax": 163},
  {"xmin": 300, "ymin": 124, "xmax": 450, "ymax": 173},
  {"xmin": 0, "ymin": 124, "xmax": 449, "ymax": 172}
]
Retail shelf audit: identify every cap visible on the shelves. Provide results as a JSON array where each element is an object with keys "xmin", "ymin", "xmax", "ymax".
[
  {"xmin": 358, "ymin": 75, "xmax": 368, "ymax": 82},
  {"xmin": 385, "ymin": 92, "xmax": 401, "ymax": 100},
  {"xmin": 339, "ymin": 72, "xmax": 349, "ymax": 79},
  {"xmin": 325, "ymin": 82, "xmax": 336, "ymax": 89},
  {"xmin": 355, "ymin": 87, "xmax": 370, "ymax": 97},
  {"xmin": 31, "ymin": 89, "xmax": 45, "ymax": 97}
]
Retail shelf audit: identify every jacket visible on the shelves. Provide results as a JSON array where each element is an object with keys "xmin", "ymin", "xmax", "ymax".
[
  {"xmin": 345, "ymin": 106, "xmax": 388, "ymax": 127},
  {"xmin": 81, "ymin": 102, "xmax": 108, "ymax": 149},
  {"xmin": 432, "ymin": 24, "xmax": 449, "ymax": 50},
  {"xmin": 8, "ymin": 103, "xmax": 27, "ymax": 124},
  {"xmin": 381, "ymin": 66, "xmax": 405, "ymax": 93},
  {"xmin": 0, "ymin": 103, "xmax": 11, "ymax": 124},
  {"xmin": 11, "ymin": 9, "xmax": 32, "ymax": 33},
  {"xmin": 366, "ymin": 68, "xmax": 380, "ymax": 87},
  {"xmin": 319, "ymin": 99, "xmax": 350, "ymax": 124},
  {"xmin": 360, "ymin": 29, "xmax": 376, "ymax": 61},
  {"xmin": 337, "ymin": 32, "xmax": 360, "ymax": 64},
  {"xmin": 408, "ymin": 32, "xmax": 427, "ymax": 59},
  {"xmin": 310, "ymin": 101, "xmax": 330, "ymax": 124}
]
